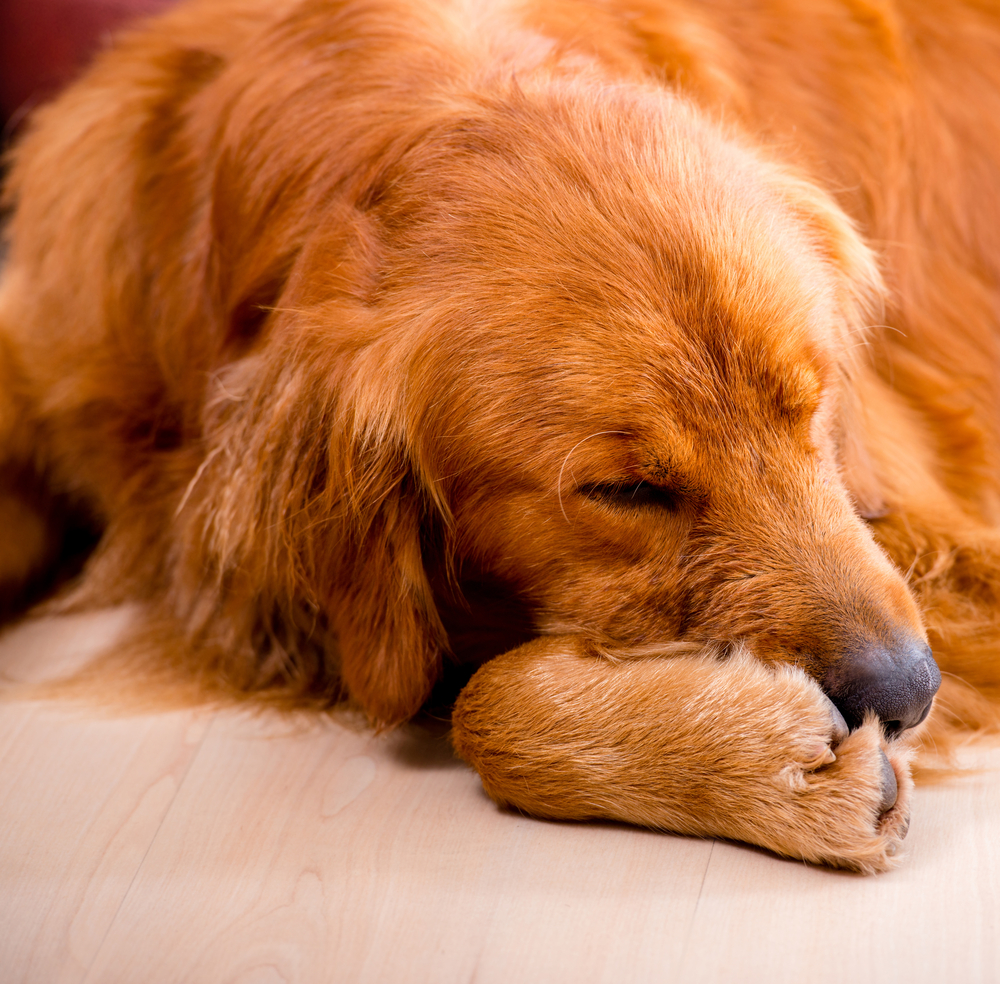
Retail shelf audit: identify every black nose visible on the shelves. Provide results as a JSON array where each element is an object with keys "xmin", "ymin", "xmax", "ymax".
[{"xmin": 823, "ymin": 636, "xmax": 941, "ymax": 736}]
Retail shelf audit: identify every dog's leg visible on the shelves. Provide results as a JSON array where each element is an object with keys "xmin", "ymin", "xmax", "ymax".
[{"xmin": 452, "ymin": 637, "xmax": 914, "ymax": 873}]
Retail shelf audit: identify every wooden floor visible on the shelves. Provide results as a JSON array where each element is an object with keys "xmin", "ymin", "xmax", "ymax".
[{"xmin": 1, "ymin": 611, "xmax": 999, "ymax": 984}]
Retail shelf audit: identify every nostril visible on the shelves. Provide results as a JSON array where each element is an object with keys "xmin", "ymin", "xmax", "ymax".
[
  {"xmin": 896, "ymin": 658, "xmax": 941, "ymax": 730},
  {"xmin": 912, "ymin": 698, "xmax": 933, "ymax": 728},
  {"xmin": 824, "ymin": 636, "xmax": 942, "ymax": 734},
  {"xmin": 883, "ymin": 698, "xmax": 932, "ymax": 737}
]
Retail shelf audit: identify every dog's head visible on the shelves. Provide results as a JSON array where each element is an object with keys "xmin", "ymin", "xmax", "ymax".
[{"xmin": 198, "ymin": 76, "xmax": 939, "ymax": 729}]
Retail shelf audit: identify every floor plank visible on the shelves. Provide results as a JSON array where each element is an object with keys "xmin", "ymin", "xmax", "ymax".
[
  {"xmin": 0, "ymin": 611, "xmax": 210, "ymax": 984},
  {"xmin": 0, "ymin": 701, "xmax": 210, "ymax": 984},
  {"xmin": 680, "ymin": 756, "xmax": 1000, "ymax": 984},
  {"xmin": 82, "ymin": 711, "xmax": 713, "ymax": 984},
  {"xmin": 2, "ymin": 614, "xmax": 999, "ymax": 984}
]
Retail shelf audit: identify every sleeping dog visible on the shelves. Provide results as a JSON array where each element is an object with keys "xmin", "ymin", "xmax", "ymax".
[{"xmin": 4, "ymin": 0, "xmax": 1000, "ymax": 872}]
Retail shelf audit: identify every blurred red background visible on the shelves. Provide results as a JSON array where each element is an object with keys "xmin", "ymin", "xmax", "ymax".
[{"xmin": 0, "ymin": 0, "xmax": 178, "ymax": 124}]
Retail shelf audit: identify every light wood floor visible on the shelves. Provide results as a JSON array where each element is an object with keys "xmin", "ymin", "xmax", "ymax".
[{"xmin": 1, "ymin": 611, "xmax": 999, "ymax": 984}]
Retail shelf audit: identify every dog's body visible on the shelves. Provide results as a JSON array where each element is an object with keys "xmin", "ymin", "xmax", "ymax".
[{"xmin": 3, "ymin": 0, "xmax": 1000, "ymax": 872}]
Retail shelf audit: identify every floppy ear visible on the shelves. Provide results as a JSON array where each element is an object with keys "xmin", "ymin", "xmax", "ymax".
[
  {"xmin": 770, "ymin": 167, "xmax": 885, "ymax": 347},
  {"xmin": 771, "ymin": 168, "xmax": 891, "ymax": 518},
  {"xmin": 175, "ymin": 197, "xmax": 451, "ymax": 727},
  {"xmin": 182, "ymin": 324, "xmax": 450, "ymax": 727},
  {"xmin": 325, "ymin": 387, "xmax": 451, "ymax": 727},
  {"xmin": 287, "ymin": 211, "xmax": 451, "ymax": 726}
]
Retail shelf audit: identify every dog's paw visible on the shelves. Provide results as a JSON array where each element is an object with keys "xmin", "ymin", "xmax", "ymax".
[
  {"xmin": 726, "ymin": 672, "xmax": 915, "ymax": 874},
  {"xmin": 787, "ymin": 721, "xmax": 913, "ymax": 873}
]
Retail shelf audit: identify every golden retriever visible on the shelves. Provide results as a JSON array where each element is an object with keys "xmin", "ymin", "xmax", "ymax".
[{"xmin": 3, "ymin": 0, "xmax": 1000, "ymax": 873}]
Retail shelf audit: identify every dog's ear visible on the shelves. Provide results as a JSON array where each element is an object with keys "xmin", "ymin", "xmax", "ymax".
[
  {"xmin": 282, "ymin": 210, "xmax": 450, "ymax": 726},
  {"xmin": 770, "ymin": 167, "xmax": 886, "ymax": 347},
  {"xmin": 770, "ymin": 169, "xmax": 890, "ymax": 518},
  {"xmin": 184, "ymin": 201, "xmax": 451, "ymax": 727},
  {"xmin": 325, "ymin": 377, "xmax": 452, "ymax": 727},
  {"xmin": 190, "ymin": 316, "xmax": 451, "ymax": 728}
]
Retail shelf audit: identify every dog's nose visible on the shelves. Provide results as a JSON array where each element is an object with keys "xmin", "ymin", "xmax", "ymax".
[{"xmin": 823, "ymin": 636, "xmax": 941, "ymax": 736}]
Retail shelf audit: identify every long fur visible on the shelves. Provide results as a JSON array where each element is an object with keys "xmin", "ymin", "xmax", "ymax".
[{"xmin": 3, "ymin": 0, "xmax": 1000, "ymax": 871}]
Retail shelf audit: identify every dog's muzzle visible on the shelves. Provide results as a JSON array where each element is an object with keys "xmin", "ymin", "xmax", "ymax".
[{"xmin": 823, "ymin": 635, "xmax": 941, "ymax": 736}]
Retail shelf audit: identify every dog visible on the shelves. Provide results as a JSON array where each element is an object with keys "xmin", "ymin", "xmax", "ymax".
[{"xmin": 3, "ymin": 0, "xmax": 1000, "ymax": 874}]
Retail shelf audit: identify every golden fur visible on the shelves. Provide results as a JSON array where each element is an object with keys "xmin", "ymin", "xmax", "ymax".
[{"xmin": 3, "ymin": 0, "xmax": 1000, "ymax": 873}]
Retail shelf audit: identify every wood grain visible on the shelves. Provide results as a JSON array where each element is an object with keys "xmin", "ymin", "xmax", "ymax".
[
  {"xmin": 1, "ymin": 614, "xmax": 999, "ymax": 984},
  {"xmin": 0, "ymin": 701, "xmax": 209, "ymax": 983}
]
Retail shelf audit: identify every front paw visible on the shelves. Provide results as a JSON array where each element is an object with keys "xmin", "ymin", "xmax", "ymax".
[
  {"xmin": 757, "ymin": 710, "xmax": 915, "ymax": 874},
  {"xmin": 722, "ymin": 668, "xmax": 915, "ymax": 873}
]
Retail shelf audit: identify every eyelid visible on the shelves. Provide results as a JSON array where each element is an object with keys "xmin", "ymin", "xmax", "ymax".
[{"xmin": 578, "ymin": 479, "xmax": 682, "ymax": 510}]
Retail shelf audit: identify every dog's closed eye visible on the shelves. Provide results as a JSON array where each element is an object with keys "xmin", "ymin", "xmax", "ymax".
[{"xmin": 578, "ymin": 480, "xmax": 682, "ymax": 511}]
